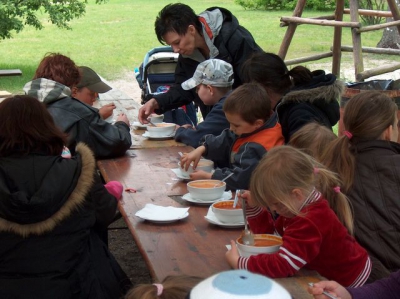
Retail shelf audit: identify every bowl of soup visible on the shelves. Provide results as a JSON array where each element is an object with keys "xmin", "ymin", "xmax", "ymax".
[
  {"xmin": 149, "ymin": 113, "xmax": 164, "ymax": 124},
  {"xmin": 236, "ymin": 234, "xmax": 283, "ymax": 257},
  {"xmin": 212, "ymin": 200, "xmax": 244, "ymax": 223},
  {"xmin": 187, "ymin": 179, "xmax": 226, "ymax": 201},
  {"xmin": 178, "ymin": 159, "xmax": 214, "ymax": 177},
  {"xmin": 146, "ymin": 122, "xmax": 175, "ymax": 137}
]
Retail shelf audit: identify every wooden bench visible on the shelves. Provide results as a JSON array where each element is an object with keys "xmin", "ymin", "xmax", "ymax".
[{"xmin": 0, "ymin": 69, "xmax": 22, "ymax": 77}]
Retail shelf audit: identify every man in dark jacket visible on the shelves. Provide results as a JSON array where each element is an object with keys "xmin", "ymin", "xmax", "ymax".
[{"xmin": 138, "ymin": 3, "xmax": 262, "ymax": 124}]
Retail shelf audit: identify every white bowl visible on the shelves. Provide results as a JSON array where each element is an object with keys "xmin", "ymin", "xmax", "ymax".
[
  {"xmin": 178, "ymin": 159, "xmax": 214, "ymax": 177},
  {"xmin": 146, "ymin": 122, "xmax": 175, "ymax": 137},
  {"xmin": 149, "ymin": 113, "xmax": 164, "ymax": 124},
  {"xmin": 187, "ymin": 180, "xmax": 226, "ymax": 201},
  {"xmin": 236, "ymin": 234, "xmax": 282, "ymax": 258},
  {"xmin": 212, "ymin": 200, "xmax": 244, "ymax": 223}
]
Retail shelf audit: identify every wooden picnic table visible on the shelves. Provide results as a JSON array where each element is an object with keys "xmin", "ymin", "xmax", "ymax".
[{"xmin": 98, "ymin": 144, "xmax": 322, "ymax": 299}]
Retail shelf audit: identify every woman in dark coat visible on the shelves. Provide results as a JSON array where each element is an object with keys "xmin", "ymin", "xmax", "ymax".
[{"xmin": 0, "ymin": 95, "xmax": 131, "ymax": 298}]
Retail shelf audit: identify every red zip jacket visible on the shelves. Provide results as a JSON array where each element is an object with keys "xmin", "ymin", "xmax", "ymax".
[{"xmin": 240, "ymin": 189, "xmax": 371, "ymax": 287}]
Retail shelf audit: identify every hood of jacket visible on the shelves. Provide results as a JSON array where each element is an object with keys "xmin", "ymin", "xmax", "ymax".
[
  {"xmin": 183, "ymin": 7, "xmax": 239, "ymax": 62},
  {"xmin": 0, "ymin": 143, "xmax": 95, "ymax": 237},
  {"xmin": 23, "ymin": 78, "xmax": 71, "ymax": 104}
]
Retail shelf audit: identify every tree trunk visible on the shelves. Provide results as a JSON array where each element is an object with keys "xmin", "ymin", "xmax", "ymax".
[{"xmin": 377, "ymin": 0, "xmax": 400, "ymax": 49}]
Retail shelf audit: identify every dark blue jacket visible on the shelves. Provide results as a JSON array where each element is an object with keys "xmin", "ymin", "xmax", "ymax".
[{"xmin": 174, "ymin": 92, "xmax": 231, "ymax": 148}]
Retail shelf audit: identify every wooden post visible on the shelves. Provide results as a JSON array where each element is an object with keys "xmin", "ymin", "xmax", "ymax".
[
  {"xmin": 332, "ymin": 0, "xmax": 345, "ymax": 77},
  {"xmin": 278, "ymin": 0, "xmax": 307, "ymax": 59},
  {"xmin": 387, "ymin": 0, "xmax": 400, "ymax": 34},
  {"xmin": 349, "ymin": 0, "xmax": 364, "ymax": 81}
]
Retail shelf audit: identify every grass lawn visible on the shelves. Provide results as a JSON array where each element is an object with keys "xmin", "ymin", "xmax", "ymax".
[{"xmin": 0, "ymin": 0, "xmax": 398, "ymax": 93}]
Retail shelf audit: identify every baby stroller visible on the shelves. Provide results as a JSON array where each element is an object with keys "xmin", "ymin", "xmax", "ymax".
[{"xmin": 135, "ymin": 46, "xmax": 197, "ymax": 126}]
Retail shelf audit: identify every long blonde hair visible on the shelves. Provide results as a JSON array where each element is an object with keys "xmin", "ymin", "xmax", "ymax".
[
  {"xmin": 289, "ymin": 122, "xmax": 337, "ymax": 161},
  {"xmin": 250, "ymin": 145, "xmax": 354, "ymax": 234},
  {"xmin": 125, "ymin": 275, "xmax": 202, "ymax": 299},
  {"xmin": 322, "ymin": 91, "xmax": 397, "ymax": 191}
]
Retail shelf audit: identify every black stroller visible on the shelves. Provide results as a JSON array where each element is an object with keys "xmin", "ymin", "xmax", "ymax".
[{"xmin": 135, "ymin": 46, "xmax": 197, "ymax": 126}]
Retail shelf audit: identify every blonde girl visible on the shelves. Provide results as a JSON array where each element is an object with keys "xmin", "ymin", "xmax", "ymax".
[
  {"xmin": 288, "ymin": 122, "xmax": 337, "ymax": 161},
  {"xmin": 226, "ymin": 146, "xmax": 371, "ymax": 287},
  {"xmin": 125, "ymin": 275, "xmax": 202, "ymax": 299},
  {"xmin": 322, "ymin": 91, "xmax": 400, "ymax": 278}
]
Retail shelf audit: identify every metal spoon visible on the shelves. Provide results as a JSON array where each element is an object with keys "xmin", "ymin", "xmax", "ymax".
[
  {"xmin": 308, "ymin": 283, "xmax": 338, "ymax": 299},
  {"xmin": 213, "ymin": 172, "xmax": 234, "ymax": 187},
  {"xmin": 241, "ymin": 197, "xmax": 255, "ymax": 245},
  {"xmin": 147, "ymin": 119, "xmax": 157, "ymax": 127}
]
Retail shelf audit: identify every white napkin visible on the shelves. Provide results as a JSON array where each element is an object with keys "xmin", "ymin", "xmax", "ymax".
[
  {"xmin": 135, "ymin": 203, "xmax": 189, "ymax": 221},
  {"xmin": 171, "ymin": 168, "xmax": 190, "ymax": 179}
]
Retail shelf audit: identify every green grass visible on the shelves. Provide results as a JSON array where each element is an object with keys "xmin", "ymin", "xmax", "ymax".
[{"xmin": 1, "ymin": 0, "xmax": 397, "ymax": 93}]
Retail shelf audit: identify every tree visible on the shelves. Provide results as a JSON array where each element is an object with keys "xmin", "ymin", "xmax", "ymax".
[
  {"xmin": 377, "ymin": 0, "xmax": 400, "ymax": 49},
  {"xmin": 0, "ymin": 0, "xmax": 105, "ymax": 40}
]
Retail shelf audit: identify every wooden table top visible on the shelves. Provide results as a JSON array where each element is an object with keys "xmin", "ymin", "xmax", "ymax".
[{"xmin": 98, "ymin": 146, "xmax": 321, "ymax": 299}]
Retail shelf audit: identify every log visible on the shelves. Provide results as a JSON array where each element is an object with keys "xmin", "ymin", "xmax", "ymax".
[
  {"xmin": 284, "ymin": 52, "xmax": 333, "ymax": 66},
  {"xmin": 339, "ymin": 45, "xmax": 400, "ymax": 55},
  {"xmin": 357, "ymin": 20, "xmax": 400, "ymax": 33},
  {"xmin": 279, "ymin": 16, "xmax": 360, "ymax": 28},
  {"xmin": 356, "ymin": 62, "xmax": 400, "ymax": 81},
  {"xmin": 343, "ymin": 8, "xmax": 393, "ymax": 18},
  {"xmin": 280, "ymin": 15, "xmax": 335, "ymax": 27}
]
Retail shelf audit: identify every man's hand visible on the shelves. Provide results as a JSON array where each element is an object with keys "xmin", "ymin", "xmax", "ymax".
[{"xmin": 116, "ymin": 113, "xmax": 130, "ymax": 126}]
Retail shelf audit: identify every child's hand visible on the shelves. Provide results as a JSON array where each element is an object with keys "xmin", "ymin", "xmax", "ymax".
[
  {"xmin": 99, "ymin": 103, "xmax": 116, "ymax": 119},
  {"xmin": 241, "ymin": 190, "xmax": 255, "ymax": 207},
  {"xmin": 180, "ymin": 146, "xmax": 205, "ymax": 171},
  {"xmin": 308, "ymin": 281, "xmax": 349, "ymax": 299},
  {"xmin": 190, "ymin": 170, "xmax": 212, "ymax": 180},
  {"xmin": 226, "ymin": 240, "xmax": 240, "ymax": 269}
]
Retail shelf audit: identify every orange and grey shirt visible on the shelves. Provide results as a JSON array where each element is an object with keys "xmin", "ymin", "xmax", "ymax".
[{"xmin": 202, "ymin": 113, "xmax": 284, "ymax": 190}]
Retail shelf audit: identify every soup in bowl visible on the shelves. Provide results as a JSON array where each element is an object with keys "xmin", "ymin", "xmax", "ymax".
[
  {"xmin": 178, "ymin": 159, "xmax": 214, "ymax": 177},
  {"xmin": 236, "ymin": 234, "xmax": 282, "ymax": 257},
  {"xmin": 187, "ymin": 179, "xmax": 226, "ymax": 201},
  {"xmin": 146, "ymin": 122, "xmax": 175, "ymax": 137},
  {"xmin": 211, "ymin": 200, "xmax": 244, "ymax": 223}
]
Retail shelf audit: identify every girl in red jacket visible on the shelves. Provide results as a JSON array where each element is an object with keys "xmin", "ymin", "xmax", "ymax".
[{"xmin": 226, "ymin": 145, "xmax": 371, "ymax": 287}]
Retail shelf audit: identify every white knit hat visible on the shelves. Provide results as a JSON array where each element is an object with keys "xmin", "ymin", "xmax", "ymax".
[{"xmin": 189, "ymin": 270, "xmax": 291, "ymax": 299}]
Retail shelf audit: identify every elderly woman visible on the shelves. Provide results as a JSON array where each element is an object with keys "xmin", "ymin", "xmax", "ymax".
[{"xmin": 0, "ymin": 95, "xmax": 131, "ymax": 298}]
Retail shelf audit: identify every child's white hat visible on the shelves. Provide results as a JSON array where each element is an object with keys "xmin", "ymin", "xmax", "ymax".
[
  {"xmin": 189, "ymin": 270, "xmax": 291, "ymax": 299},
  {"xmin": 182, "ymin": 59, "xmax": 234, "ymax": 90}
]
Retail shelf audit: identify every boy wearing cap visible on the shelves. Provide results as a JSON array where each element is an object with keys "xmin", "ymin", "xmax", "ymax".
[
  {"xmin": 180, "ymin": 83, "xmax": 284, "ymax": 191},
  {"xmin": 72, "ymin": 66, "xmax": 116, "ymax": 120},
  {"xmin": 24, "ymin": 54, "xmax": 132, "ymax": 159},
  {"xmin": 174, "ymin": 59, "xmax": 233, "ymax": 148}
]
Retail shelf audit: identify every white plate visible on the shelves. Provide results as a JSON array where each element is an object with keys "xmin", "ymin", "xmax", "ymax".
[
  {"xmin": 132, "ymin": 121, "xmax": 148, "ymax": 129},
  {"xmin": 138, "ymin": 212, "xmax": 189, "ymax": 224},
  {"xmin": 182, "ymin": 191, "xmax": 232, "ymax": 205},
  {"xmin": 142, "ymin": 131, "xmax": 175, "ymax": 140},
  {"xmin": 204, "ymin": 206, "xmax": 244, "ymax": 227},
  {"xmin": 171, "ymin": 168, "xmax": 191, "ymax": 180}
]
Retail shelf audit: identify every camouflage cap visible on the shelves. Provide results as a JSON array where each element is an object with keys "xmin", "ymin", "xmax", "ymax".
[{"xmin": 181, "ymin": 59, "xmax": 234, "ymax": 90}]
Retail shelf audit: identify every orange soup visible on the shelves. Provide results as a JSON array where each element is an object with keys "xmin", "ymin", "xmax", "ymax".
[
  {"xmin": 197, "ymin": 160, "xmax": 213, "ymax": 167},
  {"xmin": 254, "ymin": 239, "xmax": 282, "ymax": 247},
  {"xmin": 155, "ymin": 123, "xmax": 173, "ymax": 127},
  {"xmin": 213, "ymin": 201, "xmax": 241, "ymax": 210},
  {"xmin": 189, "ymin": 181, "xmax": 221, "ymax": 188}
]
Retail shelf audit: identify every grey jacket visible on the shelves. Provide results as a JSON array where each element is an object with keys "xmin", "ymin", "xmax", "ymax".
[{"xmin": 24, "ymin": 79, "xmax": 132, "ymax": 158}]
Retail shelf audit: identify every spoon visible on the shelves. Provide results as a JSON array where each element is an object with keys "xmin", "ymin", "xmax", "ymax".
[
  {"xmin": 147, "ymin": 119, "xmax": 157, "ymax": 127},
  {"xmin": 213, "ymin": 172, "xmax": 234, "ymax": 187},
  {"xmin": 308, "ymin": 283, "xmax": 338, "ymax": 299},
  {"xmin": 241, "ymin": 197, "xmax": 255, "ymax": 245},
  {"xmin": 233, "ymin": 189, "xmax": 242, "ymax": 208}
]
